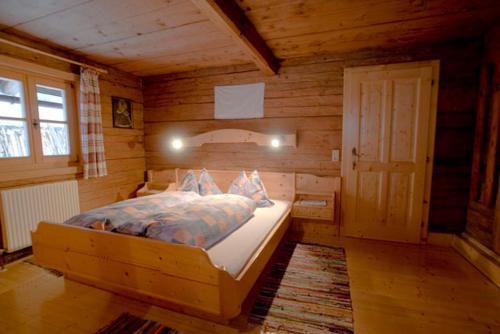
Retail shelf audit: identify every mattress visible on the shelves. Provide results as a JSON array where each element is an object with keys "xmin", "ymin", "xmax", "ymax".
[{"xmin": 207, "ymin": 199, "xmax": 291, "ymax": 277}]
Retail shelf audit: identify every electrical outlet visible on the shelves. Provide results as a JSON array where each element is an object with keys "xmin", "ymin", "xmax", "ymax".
[{"xmin": 332, "ymin": 149, "xmax": 340, "ymax": 161}]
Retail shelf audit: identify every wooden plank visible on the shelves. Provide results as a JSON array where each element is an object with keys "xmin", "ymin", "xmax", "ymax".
[
  {"xmin": 32, "ymin": 222, "xmax": 223, "ymax": 311},
  {"xmin": 145, "ymin": 134, "xmax": 340, "ymax": 155},
  {"xmin": 190, "ymin": 0, "xmax": 279, "ymax": 75},
  {"xmin": 0, "ymin": 0, "xmax": 86, "ymax": 27},
  {"xmin": 176, "ymin": 169, "xmax": 295, "ymax": 201},
  {"xmin": 480, "ymin": 64, "xmax": 500, "ymax": 206},
  {"xmin": 495, "ymin": 176, "xmax": 500, "ymax": 254},
  {"xmin": 33, "ymin": 222, "xmax": 221, "ymax": 283},
  {"xmin": 0, "ymin": 32, "xmax": 140, "ymax": 87},
  {"xmin": 115, "ymin": 47, "xmax": 249, "ymax": 77},
  {"xmin": 231, "ymin": 213, "xmax": 291, "ymax": 308},
  {"xmin": 290, "ymin": 218, "xmax": 339, "ymax": 246},
  {"xmin": 453, "ymin": 233, "xmax": 500, "ymax": 287},
  {"xmin": 465, "ymin": 27, "xmax": 500, "ymax": 249},
  {"xmin": 8, "ymin": 0, "xmax": 200, "ymax": 50},
  {"xmin": 239, "ymin": 0, "xmax": 500, "ymax": 40},
  {"xmin": 148, "ymin": 152, "xmax": 340, "ymax": 176},
  {"xmin": 183, "ymin": 129, "xmax": 296, "ymax": 148},
  {"xmin": 469, "ymin": 64, "xmax": 490, "ymax": 201},
  {"xmin": 263, "ymin": 7, "xmax": 499, "ymax": 59}
]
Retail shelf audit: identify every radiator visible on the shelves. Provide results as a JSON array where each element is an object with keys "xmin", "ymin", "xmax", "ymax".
[{"xmin": 0, "ymin": 180, "xmax": 80, "ymax": 252}]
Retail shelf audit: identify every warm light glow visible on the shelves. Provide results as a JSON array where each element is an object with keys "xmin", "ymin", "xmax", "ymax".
[
  {"xmin": 171, "ymin": 138, "xmax": 183, "ymax": 150},
  {"xmin": 271, "ymin": 138, "xmax": 281, "ymax": 148}
]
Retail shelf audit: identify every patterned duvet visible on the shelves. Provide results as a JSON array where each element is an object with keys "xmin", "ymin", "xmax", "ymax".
[{"xmin": 65, "ymin": 191, "xmax": 256, "ymax": 249}]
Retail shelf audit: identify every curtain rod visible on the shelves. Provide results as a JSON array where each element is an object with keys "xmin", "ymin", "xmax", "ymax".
[{"xmin": 0, "ymin": 37, "xmax": 108, "ymax": 74}]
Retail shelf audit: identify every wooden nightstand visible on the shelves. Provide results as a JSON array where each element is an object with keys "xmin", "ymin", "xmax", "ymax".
[
  {"xmin": 291, "ymin": 174, "xmax": 340, "ymax": 245},
  {"xmin": 137, "ymin": 182, "xmax": 177, "ymax": 197},
  {"xmin": 137, "ymin": 170, "xmax": 178, "ymax": 197},
  {"xmin": 292, "ymin": 193, "xmax": 335, "ymax": 221}
]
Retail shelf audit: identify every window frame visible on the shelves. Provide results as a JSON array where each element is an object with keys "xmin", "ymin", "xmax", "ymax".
[
  {"xmin": 0, "ymin": 67, "xmax": 35, "ymax": 168},
  {"xmin": 0, "ymin": 61, "xmax": 80, "ymax": 173},
  {"xmin": 28, "ymin": 75, "xmax": 79, "ymax": 166}
]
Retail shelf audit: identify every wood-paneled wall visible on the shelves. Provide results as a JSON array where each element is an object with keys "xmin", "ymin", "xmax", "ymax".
[
  {"xmin": 0, "ymin": 33, "xmax": 145, "ymax": 218},
  {"xmin": 143, "ymin": 38, "xmax": 482, "ymax": 233},
  {"xmin": 466, "ymin": 28, "xmax": 500, "ymax": 252}
]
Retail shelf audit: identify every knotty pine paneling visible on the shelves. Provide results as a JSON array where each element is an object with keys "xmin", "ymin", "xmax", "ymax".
[
  {"xmin": 465, "ymin": 27, "xmax": 500, "ymax": 252},
  {"xmin": 144, "ymin": 38, "xmax": 483, "ymax": 233},
  {"xmin": 0, "ymin": 37, "xmax": 146, "ymax": 218}
]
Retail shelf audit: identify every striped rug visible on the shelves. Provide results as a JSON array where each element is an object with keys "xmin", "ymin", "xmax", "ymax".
[
  {"xmin": 249, "ymin": 242, "xmax": 354, "ymax": 334},
  {"xmin": 95, "ymin": 313, "xmax": 180, "ymax": 334}
]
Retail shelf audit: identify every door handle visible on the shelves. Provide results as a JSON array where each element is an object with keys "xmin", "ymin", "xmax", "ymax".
[{"xmin": 352, "ymin": 147, "xmax": 359, "ymax": 170}]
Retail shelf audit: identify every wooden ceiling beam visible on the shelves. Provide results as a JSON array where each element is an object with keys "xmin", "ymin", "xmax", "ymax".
[{"xmin": 191, "ymin": 0, "xmax": 279, "ymax": 76}]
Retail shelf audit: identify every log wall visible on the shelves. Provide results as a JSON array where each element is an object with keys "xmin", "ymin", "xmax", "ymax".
[
  {"xmin": 143, "ymin": 39, "xmax": 483, "ymax": 233},
  {"xmin": 466, "ymin": 28, "xmax": 500, "ymax": 253}
]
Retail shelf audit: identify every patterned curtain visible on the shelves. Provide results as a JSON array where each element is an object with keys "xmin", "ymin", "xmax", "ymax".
[{"xmin": 80, "ymin": 68, "xmax": 107, "ymax": 179}]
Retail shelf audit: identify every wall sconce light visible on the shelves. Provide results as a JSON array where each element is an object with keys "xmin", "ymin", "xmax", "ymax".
[
  {"xmin": 270, "ymin": 136, "xmax": 281, "ymax": 149},
  {"xmin": 171, "ymin": 138, "xmax": 184, "ymax": 150}
]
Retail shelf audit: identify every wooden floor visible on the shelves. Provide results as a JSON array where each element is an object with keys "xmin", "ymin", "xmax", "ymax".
[{"xmin": 0, "ymin": 238, "xmax": 499, "ymax": 334}]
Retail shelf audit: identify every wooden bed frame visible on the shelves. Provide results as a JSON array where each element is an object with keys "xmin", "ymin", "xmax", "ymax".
[{"xmin": 31, "ymin": 169, "xmax": 295, "ymax": 322}]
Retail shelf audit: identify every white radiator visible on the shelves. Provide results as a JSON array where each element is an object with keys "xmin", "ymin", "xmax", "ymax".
[{"xmin": 0, "ymin": 180, "xmax": 80, "ymax": 252}]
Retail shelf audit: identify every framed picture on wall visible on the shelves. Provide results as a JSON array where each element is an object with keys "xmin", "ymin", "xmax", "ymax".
[{"xmin": 112, "ymin": 96, "xmax": 133, "ymax": 129}]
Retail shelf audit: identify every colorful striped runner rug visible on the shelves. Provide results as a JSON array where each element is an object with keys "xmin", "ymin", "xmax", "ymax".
[
  {"xmin": 96, "ymin": 242, "xmax": 354, "ymax": 334},
  {"xmin": 249, "ymin": 242, "xmax": 354, "ymax": 333},
  {"xmin": 95, "ymin": 313, "xmax": 180, "ymax": 334}
]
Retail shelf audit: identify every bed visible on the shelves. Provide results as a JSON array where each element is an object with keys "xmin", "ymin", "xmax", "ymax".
[{"xmin": 31, "ymin": 169, "xmax": 294, "ymax": 322}]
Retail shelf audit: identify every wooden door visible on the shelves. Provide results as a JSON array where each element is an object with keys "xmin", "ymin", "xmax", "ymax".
[{"xmin": 341, "ymin": 61, "xmax": 439, "ymax": 243}]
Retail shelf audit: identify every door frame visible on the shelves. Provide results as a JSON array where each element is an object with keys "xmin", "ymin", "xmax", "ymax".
[{"xmin": 340, "ymin": 60, "xmax": 440, "ymax": 243}]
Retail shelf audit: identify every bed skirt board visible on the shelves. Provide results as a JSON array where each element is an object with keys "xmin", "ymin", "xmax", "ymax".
[{"xmin": 31, "ymin": 211, "xmax": 291, "ymax": 322}]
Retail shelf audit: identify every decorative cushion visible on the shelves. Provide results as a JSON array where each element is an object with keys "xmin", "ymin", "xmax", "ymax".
[
  {"xmin": 228, "ymin": 171, "xmax": 256, "ymax": 196},
  {"xmin": 249, "ymin": 170, "xmax": 274, "ymax": 207},
  {"xmin": 228, "ymin": 171, "xmax": 271, "ymax": 207},
  {"xmin": 178, "ymin": 170, "xmax": 199, "ymax": 194},
  {"xmin": 199, "ymin": 169, "xmax": 223, "ymax": 196}
]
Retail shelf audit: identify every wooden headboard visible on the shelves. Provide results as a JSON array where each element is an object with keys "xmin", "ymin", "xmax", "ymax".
[
  {"xmin": 176, "ymin": 168, "xmax": 295, "ymax": 201},
  {"xmin": 144, "ymin": 168, "xmax": 341, "ymax": 216}
]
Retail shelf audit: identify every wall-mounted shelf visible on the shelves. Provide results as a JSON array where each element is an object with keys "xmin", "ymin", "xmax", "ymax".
[{"xmin": 183, "ymin": 129, "xmax": 296, "ymax": 148}]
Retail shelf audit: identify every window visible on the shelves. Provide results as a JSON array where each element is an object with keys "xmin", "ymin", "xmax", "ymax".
[
  {"xmin": 0, "ymin": 66, "xmax": 78, "ymax": 170},
  {"xmin": 0, "ymin": 75, "xmax": 29, "ymax": 158},
  {"xmin": 36, "ymin": 84, "xmax": 70, "ymax": 156}
]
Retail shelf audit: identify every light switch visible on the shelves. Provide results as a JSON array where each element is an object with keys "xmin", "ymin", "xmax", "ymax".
[{"xmin": 332, "ymin": 149, "xmax": 340, "ymax": 161}]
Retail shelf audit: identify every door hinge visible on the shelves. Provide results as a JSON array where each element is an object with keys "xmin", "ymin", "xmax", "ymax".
[
  {"xmin": 431, "ymin": 79, "xmax": 435, "ymax": 86},
  {"xmin": 426, "ymin": 156, "xmax": 430, "ymax": 163}
]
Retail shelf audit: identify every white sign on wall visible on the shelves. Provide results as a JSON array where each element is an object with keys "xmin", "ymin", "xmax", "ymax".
[{"xmin": 214, "ymin": 82, "xmax": 265, "ymax": 119}]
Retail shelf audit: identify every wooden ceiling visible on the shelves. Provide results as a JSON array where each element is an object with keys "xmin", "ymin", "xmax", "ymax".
[{"xmin": 0, "ymin": 0, "xmax": 499, "ymax": 76}]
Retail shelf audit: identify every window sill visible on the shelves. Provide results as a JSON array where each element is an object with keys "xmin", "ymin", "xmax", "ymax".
[{"xmin": 0, "ymin": 166, "xmax": 82, "ymax": 183}]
